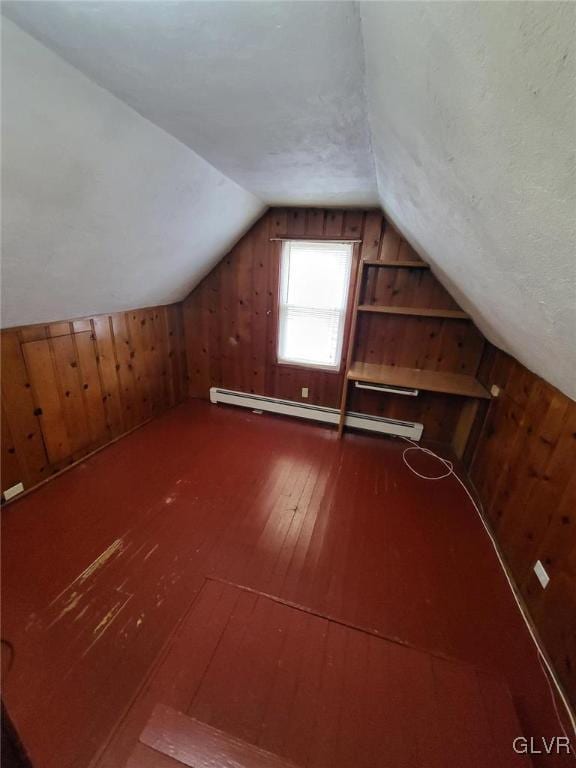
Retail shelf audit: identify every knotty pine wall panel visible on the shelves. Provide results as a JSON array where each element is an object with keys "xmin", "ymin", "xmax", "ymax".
[
  {"xmin": 183, "ymin": 209, "xmax": 363, "ymax": 408},
  {"xmin": 1, "ymin": 303, "xmax": 187, "ymax": 499},
  {"xmin": 362, "ymin": 266, "xmax": 460, "ymax": 310},
  {"xmin": 183, "ymin": 208, "xmax": 486, "ymax": 446},
  {"xmin": 352, "ymin": 314, "xmax": 484, "ymax": 375},
  {"xmin": 469, "ymin": 345, "xmax": 576, "ymax": 702}
]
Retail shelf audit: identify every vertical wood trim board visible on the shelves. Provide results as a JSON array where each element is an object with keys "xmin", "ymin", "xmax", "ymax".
[
  {"xmin": 469, "ymin": 344, "xmax": 576, "ymax": 704},
  {"xmin": 1, "ymin": 304, "xmax": 187, "ymax": 499}
]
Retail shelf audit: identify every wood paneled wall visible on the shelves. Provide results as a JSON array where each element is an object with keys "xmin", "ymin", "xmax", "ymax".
[
  {"xmin": 469, "ymin": 345, "xmax": 576, "ymax": 703},
  {"xmin": 183, "ymin": 208, "xmax": 486, "ymax": 443},
  {"xmin": 1, "ymin": 304, "xmax": 187, "ymax": 498},
  {"xmin": 183, "ymin": 209, "xmax": 360, "ymax": 409}
]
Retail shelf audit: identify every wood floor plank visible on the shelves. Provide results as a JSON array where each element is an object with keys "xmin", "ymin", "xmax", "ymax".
[
  {"xmin": 306, "ymin": 621, "xmax": 350, "ymax": 768},
  {"xmin": 274, "ymin": 613, "xmax": 328, "ymax": 767},
  {"xmin": 256, "ymin": 607, "xmax": 311, "ymax": 758}
]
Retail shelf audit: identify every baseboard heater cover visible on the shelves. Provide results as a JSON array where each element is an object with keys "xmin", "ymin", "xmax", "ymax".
[{"xmin": 209, "ymin": 388, "xmax": 423, "ymax": 441}]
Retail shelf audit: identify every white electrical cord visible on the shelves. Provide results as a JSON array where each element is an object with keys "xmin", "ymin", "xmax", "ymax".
[{"xmin": 399, "ymin": 436, "xmax": 576, "ymax": 747}]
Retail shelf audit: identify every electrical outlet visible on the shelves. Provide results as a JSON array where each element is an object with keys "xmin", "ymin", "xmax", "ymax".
[
  {"xmin": 534, "ymin": 560, "xmax": 550, "ymax": 589},
  {"xmin": 490, "ymin": 384, "xmax": 501, "ymax": 397},
  {"xmin": 301, "ymin": 387, "xmax": 309, "ymax": 399},
  {"xmin": 3, "ymin": 482, "xmax": 24, "ymax": 501}
]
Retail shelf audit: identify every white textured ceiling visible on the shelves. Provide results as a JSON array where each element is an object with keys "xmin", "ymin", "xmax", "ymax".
[
  {"xmin": 2, "ymin": 1, "xmax": 377, "ymax": 206},
  {"xmin": 2, "ymin": 2, "xmax": 575, "ymax": 398}
]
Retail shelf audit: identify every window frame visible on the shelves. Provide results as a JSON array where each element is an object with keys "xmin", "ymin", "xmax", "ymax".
[{"xmin": 274, "ymin": 239, "xmax": 357, "ymax": 374}]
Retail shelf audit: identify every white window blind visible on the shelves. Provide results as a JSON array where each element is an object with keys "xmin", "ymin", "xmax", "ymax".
[{"xmin": 277, "ymin": 240, "xmax": 353, "ymax": 370}]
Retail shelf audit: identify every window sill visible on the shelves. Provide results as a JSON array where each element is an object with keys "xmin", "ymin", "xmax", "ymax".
[{"xmin": 275, "ymin": 359, "xmax": 344, "ymax": 375}]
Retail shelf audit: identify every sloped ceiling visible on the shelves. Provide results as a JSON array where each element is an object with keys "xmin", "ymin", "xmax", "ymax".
[
  {"xmin": 1, "ymin": 17, "xmax": 264, "ymax": 327},
  {"xmin": 2, "ymin": 2, "xmax": 575, "ymax": 398},
  {"xmin": 2, "ymin": 1, "xmax": 377, "ymax": 206},
  {"xmin": 360, "ymin": 2, "xmax": 576, "ymax": 399}
]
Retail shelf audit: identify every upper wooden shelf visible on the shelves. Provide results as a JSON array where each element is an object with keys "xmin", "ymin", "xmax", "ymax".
[
  {"xmin": 348, "ymin": 362, "xmax": 490, "ymax": 399},
  {"xmin": 362, "ymin": 260, "xmax": 429, "ymax": 268},
  {"xmin": 357, "ymin": 305, "xmax": 470, "ymax": 320}
]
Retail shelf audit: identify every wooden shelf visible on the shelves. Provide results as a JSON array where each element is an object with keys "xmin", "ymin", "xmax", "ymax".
[
  {"xmin": 357, "ymin": 305, "xmax": 470, "ymax": 320},
  {"xmin": 348, "ymin": 362, "xmax": 490, "ymax": 399},
  {"xmin": 338, "ymin": 221, "xmax": 486, "ymax": 441},
  {"xmin": 362, "ymin": 260, "xmax": 429, "ymax": 268}
]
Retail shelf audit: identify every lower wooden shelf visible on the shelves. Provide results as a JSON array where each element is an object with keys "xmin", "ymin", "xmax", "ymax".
[{"xmin": 348, "ymin": 362, "xmax": 490, "ymax": 399}]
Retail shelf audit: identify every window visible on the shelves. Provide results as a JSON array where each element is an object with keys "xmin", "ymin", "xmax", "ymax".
[{"xmin": 277, "ymin": 240, "xmax": 353, "ymax": 370}]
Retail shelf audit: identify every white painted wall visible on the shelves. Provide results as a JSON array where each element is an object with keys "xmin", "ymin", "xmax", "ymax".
[
  {"xmin": 3, "ymin": 1, "xmax": 377, "ymax": 206},
  {"xmin": 1, "ymin": 18, "xmax": 264, "ymax": 328},
  {"xmin": 361, "ymin": 2, "xmax": 576, "ymax": 399}
]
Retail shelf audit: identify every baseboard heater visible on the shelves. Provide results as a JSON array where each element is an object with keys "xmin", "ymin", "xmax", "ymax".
[{"xmin": 209, "ymin": 388, "xmax": 423, "ymax": 441}]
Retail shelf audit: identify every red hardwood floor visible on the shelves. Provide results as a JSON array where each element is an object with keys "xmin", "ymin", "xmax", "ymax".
[
  {"xmin": 107, "ymin": 580, "xmax": 531, "ymax": 768},
  {"xmin": 1, "ymin": 400, "xmax": 572, "ymax": 767}
]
